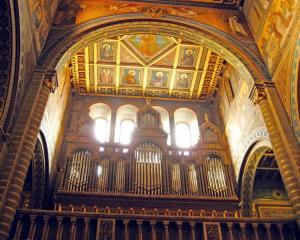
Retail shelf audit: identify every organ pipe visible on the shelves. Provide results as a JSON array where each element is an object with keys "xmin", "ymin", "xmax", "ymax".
[{"xmin": 62, "ymin": 148, "xmax": 232, "ymax": 198}]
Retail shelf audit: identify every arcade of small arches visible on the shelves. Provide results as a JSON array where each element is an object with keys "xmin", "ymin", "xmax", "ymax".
[{"xmin": 89, "ymin": 103, "xmax": 200, "ymax": 148}]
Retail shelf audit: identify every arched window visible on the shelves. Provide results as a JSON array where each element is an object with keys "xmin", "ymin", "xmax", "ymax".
[
  {"xmin": 89, "ymin": 103, "xmax": 111, "ymax": 142},
  {"xmin": 175, "ymin": 122, "xmax": 192, "ymax": 148},
  {"xmin": 115, "ymin": 104, "xmax": 138, "ymax": 144},
  {"xmin": 94, "ymin": 117, "xmax": 108, "ymax": 143},
  {"xmin": 153, "ymin": 106, "xmax": 171, "ymax": 145},
  {"xmin": 174, "ymin": 108, "xmax": 199, "ymax": 147},
  {"xmin": 119, "ymin": 119, "xmax": 135, "ymax": 144}
]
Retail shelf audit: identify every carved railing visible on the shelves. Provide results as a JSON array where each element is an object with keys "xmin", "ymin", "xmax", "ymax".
[{"xmin": 10, "ymin": 208, "xmax": 299, "ymax": 240}]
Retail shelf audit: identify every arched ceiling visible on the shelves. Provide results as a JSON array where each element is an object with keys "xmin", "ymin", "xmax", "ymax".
[{"xmin": 71, "ymin": 34, "xmax": 224, "ymax": 101}]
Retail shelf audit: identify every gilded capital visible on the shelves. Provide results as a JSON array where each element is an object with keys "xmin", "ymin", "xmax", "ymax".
[
  {"xmin": 249, "ymin": 83, "xmax": 267, "ymax": 105},
  {"xmin": 42, "ymin": 71, "xmax": 58, "ymax": 93}
]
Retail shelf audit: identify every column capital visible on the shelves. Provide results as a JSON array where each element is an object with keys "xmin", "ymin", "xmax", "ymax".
[
  {"xmin": 163, "ymin": 221, "xmax": 170, "ymax": 227},
  {"xmin": 42, "ymin": 70, "xmax": 58, "ymax": 93},
  {"xmin": 249, "ymin": 82, "xmax": 276, "ymax": 105}
]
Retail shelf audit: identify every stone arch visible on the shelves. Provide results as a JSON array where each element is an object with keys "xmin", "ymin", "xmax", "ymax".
[
  {"xmin": 21, "ymin": 131, "xmax": 49, "ymax": 209},
  {"xmin": 0, "ymin": 0, "xmax": 20, "ymax": 135},
  {"xmin": 38, "ymin": 15, "xmax": 270, "ymax": 87},
  {"xmin": 291, "ymin": 29, "xmax": 300, "ymax": 144},
  {"xmin": 240, "ymin": 140, "xmax": 272, "ymax": 217}
]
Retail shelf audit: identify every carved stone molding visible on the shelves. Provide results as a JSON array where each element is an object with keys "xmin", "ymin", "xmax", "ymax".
[
  {"xmin": 42, "ymin": 70, "xmax": 58, "ymax": 93},
  {"xmin": 144, "ymin": 7, "xmax": 167, "ymax": 17},
  {"xmin": 249, "ymin": 83, "xmax": 267, "ymax": 105}
]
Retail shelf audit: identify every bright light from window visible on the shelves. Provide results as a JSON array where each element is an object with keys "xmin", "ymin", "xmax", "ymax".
[
  {"xmin": 97, "ymin": 165, "xmax": 103, "ymax": 176},
  {"xmin": 176, "ymin": 122, "xmax": 192, "ymax": 148},
  {"xmin": 95, "ymin": 118, "xmax": 107, "ymax": 143},
  {"xmin": 120, "ymin": 120, "xmax": 135, "ymax": 144}
]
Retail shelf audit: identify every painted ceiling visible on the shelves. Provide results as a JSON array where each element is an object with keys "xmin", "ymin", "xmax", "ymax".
[{"xmin": 71, "ymin": 34, "xmax": 224, "ymax": 101}]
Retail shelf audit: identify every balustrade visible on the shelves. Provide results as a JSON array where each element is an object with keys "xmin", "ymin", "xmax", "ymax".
[{"xmin": 10, "ymin": 209, "xmax": 299, "ymax": 240}]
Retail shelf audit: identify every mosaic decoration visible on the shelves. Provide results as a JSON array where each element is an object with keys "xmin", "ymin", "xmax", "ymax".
[
  {"xmin": 98, "ymin": 67, "xmax": 115, "ymax": 85},
  {"xmin": 71, "ymin": 34, "xmax": 225, "ymax": 101},
  {"xmin": 174, "ymin": 71, "xmax": 193, "ymax": 89},
  {"xmin": 99, "ymin": 41, "xmax": 116, "ymax": 62},
  {"xmin": 125, "ymin": 34, "xmax": 174, "ymax": 63},
  {"xmin": 120, "ymin": 67, "xmax": 143, "ymax": 86},
  {"xmin": 179, "ymin": 47, "xmax": 198, "ymax": 67},
  {"xmin": 148, "ymin": 69, "xmax": 170, "ymax": 88}
]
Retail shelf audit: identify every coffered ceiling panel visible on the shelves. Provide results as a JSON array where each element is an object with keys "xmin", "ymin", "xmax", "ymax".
[{"xmin": 71, "ymin": 34, "xmax": 224, "ymax": 101}]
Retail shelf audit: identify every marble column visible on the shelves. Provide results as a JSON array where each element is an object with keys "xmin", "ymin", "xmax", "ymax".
[
  {"xmin": 163, "ymin": 221, "xmax": 170, "ymax": 240},
  {"xmin": 250, "ymin": 82, "xmax": 300, "ymax": 226}
]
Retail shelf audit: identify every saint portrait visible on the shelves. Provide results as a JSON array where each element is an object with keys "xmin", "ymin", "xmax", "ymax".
[
  {"xmin": 121, "ymin": 68, "xmax": 142, "ymax": 85},
  {"xmin": 99, "ymin": 68, "xmax": 114, "ymax": 85},
  {"xmin": 180, "ymin": 49, "xmax": 196, "ymax": 66},
  {"xmin": 175, "ymin": 73, "xmax": 191, "ymax": 89},
  {"xmin": 100, "ymin": 42, "xmax": 115, "ymax": 62},
  {"xmin": 149, "ymin": 70, "xmax": 169, "ymax": 88}
]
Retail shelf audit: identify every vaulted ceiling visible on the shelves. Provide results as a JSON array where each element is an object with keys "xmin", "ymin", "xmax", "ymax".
[{"xmin": 71, "ymin": 34, "xmax": 225, "ymax": 101}]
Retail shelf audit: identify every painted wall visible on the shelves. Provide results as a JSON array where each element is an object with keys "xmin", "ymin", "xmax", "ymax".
[
  {"xmin": 218, "ymin": 66, "xmax": 269, "ymax": 179},
  {"xmin": 243, "ymin": 0, "xmax": 300, "ymax": 74},
  {"xmin": 40, "ymin": 63, "xmax": 71, "ymax": 177}
]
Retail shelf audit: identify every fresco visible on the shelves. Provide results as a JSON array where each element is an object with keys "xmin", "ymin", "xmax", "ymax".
[
  {"xmin": 121, "ymin": 68, "xmax": 143, "ymax": 86},
  {"xmin": 179, "ymin": 47, "xmax": 198, "ymax": 67},
  {"xmin": 99, "ymin": 42, "xmax": 116, "ymax": 62},
  {"xmin": 29, "ymin": 0, "xmax": 58, "ymax": 53},
  {"xmin": 126, "ymin": 35, "xmax": 174, "ymax": 62},
  {"xmin": 98, "ymin": 67, "xmax": 115, "ymax": 85},
  {"xmin": 153, "ymin": 49, "xmax": 176, "ymax": 67},
  {"xmin": 174, "ymin": 71, "xmax": 193, "ymax": 89},
  {"xmin": 148, "ymin": 69, "xmax": 170, "ymax": 88}
]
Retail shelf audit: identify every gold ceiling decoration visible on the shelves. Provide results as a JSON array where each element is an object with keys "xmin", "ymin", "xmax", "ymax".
[{"xmin": 71, "ymin": 34, "xmax": 224, "ymax": 101}]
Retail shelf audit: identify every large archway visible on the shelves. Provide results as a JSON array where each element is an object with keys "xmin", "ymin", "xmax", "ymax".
[{"xmin": 39, "ymin": 16, "xmax": 270, "ymax": 86}]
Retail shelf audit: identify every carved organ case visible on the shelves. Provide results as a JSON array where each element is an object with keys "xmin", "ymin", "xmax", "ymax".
[{"xmin": 57, "ymin": 105, "xmax": 239, "ymax": 212}]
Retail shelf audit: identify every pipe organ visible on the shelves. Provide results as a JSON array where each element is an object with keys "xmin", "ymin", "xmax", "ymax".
[
  {"xmin": 55, "ymin": 103, "xmax": 240, "ymax": 233},
  {"xmin": 63, "ymin": 151, "xmax": 234, "ymax": 198}
]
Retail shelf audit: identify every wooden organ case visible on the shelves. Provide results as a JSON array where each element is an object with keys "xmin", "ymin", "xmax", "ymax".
[{"xmin": 55, "ymin": 105, "xmax": 239, "ymax": 239}]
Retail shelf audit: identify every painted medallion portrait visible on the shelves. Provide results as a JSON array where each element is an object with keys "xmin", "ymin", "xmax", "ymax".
[
  {"xmin": 180, "ymin": 48, "xmax": 198, "ymax": 67},
  {"xmin": 175, "ymin": 72, "xmax": 193, "ymax": 89},
  {"xmin": 98, "ymin": 67, "xmax": 115, "ymax": 85},
  {"xmin": 148, "ymin": 70, "xmax": 170, "ymax": 88},
  {"xmin": 121, "ymin": 68, "xmax": 142, "ymax": 86},
  {"xmin": 99, "ymin": 42, "xmax": 116, "ymax": 62}
]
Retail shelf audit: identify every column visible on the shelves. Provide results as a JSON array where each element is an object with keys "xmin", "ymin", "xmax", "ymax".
[
  {"xmin": 163, "ymin": 221, "xmax": 170, "ymax": 240},
  {"xmin": 124, "ymin": 220, "xmax": 130, "ymax": 240},
  {"xmin": 265, "ymin": 223, "xmax": 272, "ymax": 240},
  {"xmin": 28, "ymin": 216, "xmax": 36, "ymax": 240},
  {"xmin": 250, "ymin": 82, "xmax": 300, "ymax": 226},
  {"xmin": 137, "ymin": 220, "xmax": 143, "ymax": 240},
  {"xmin": 70, "ymin": 218, "xmax": 77, "ymax": 240},
  {"xmin": 13, "ymin": 216, "xmax": 23, "ymax": 240},
  {"xmin": 109, "ymin": 110, "xmax": 117, "ymax": 143},
  {"xmin": 83, "ymin": 218, "xmax": 90, "ymax": 240},
  {"xmin": 227, "ymin": 223, "xmax": 234, "ymax": 240},
  {"xmin": 240, "ymin": 223, "xmax": 247, "ymax": 240},
  {"xmin": 169, "ymin": 112, "xmax": 176, "ymax": 146},
  {"xmin": 41, "ymin": 216, "xmax": 50, "ymax": 240},
  {"xmin": 150, "ymin": 221, "xmax": 157, "ymax": 240},
  {"xmin": 56, "ymin": 217, "xmax": 64, "ymax": 240},
  {"xmin": 252, "ymin": 223, "xmax": 259, "ymax": 240},
  {"xmin": 277, "ymin": 224, "xmax": 285, "ymax": 240},
  {"xmin": 0, "ymin": 70, "xmax": 55, "ymax": 238},
  {"xmin": 177, "ymin": 221, "xmax": 183, "ymax": 240},
  {"xmin": 190, "ymin": 222, "xmax": 196, "ymax": 240}
]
